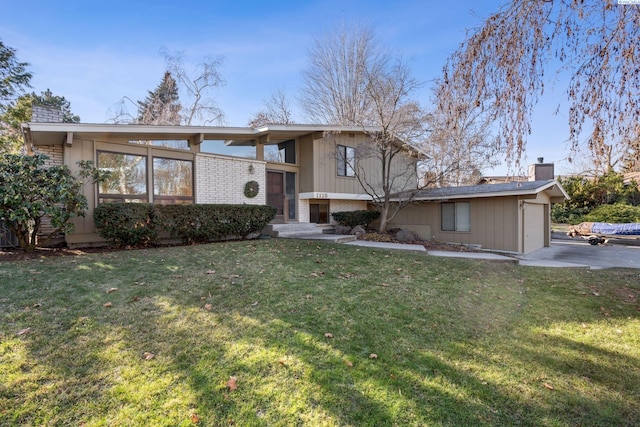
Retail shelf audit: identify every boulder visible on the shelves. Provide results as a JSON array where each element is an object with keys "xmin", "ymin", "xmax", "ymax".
[
  {"xmin": 395, "ymin": 228, "xmax": 418, "ymax": 242},
  {"xmin": 350, "ymin": 225, "xmax": 366, "ymax": 237}
]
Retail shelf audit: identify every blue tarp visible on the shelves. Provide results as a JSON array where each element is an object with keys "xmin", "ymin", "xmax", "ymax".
[{"xmin": 590, "ymin": 222, "xmax": 640, "ymax": 236}]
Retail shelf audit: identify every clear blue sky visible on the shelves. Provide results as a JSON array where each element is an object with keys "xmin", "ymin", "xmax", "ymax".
[{"xmin": 1, "ymin": 0, "xmax": 574, "ymax": 175}]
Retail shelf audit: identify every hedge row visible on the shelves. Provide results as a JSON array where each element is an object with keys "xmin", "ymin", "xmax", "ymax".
[
  {"xmin": 331, "ymin": 210, "xmax": 380, "ymax": 228},
  {"xmin": 94, "ymin": 203, "xmax": 276, "ymax": 246}
]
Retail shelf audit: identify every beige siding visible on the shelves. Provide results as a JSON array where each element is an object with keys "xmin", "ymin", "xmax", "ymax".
[
  {"xmin": 298, "ymin": 134, "xmax": 315, "ymax": 193},
  {"xmin": 389, "ymin": 196, "xmax": 521, "ymax": 252}
]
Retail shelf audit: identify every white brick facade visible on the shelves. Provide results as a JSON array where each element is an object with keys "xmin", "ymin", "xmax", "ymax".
[
  {"xmin": 329, "ymin": 200, "xmax": 369, "ymax": 224},
  {"xmin": 196, "ymin": 153, "xmax": 267, "ymax": 205}
]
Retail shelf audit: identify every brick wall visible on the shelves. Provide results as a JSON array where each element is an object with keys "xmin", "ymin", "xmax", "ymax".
[
  {"xmin": 34, "ymin": 145, "xmax": 64, "ymax": 167},
  {"xmin": 196, "ymin": 154, "xmax": 266, "ymax": 204},
  {"xmin": 31, "ymin": 105, "xmax": 65, "ymax": 123}
]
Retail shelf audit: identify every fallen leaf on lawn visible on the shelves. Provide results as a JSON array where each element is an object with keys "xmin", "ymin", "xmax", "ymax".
[
  {"xmin": 226, "ymin": 376, "xmax": 238, "ymax": 391},
  {"xmin": 543, "ymin": 383, "xmax": 555, "ymax": 390},
  {"xmin": 324, "ymin": 332, "xmax": 334, "ymax": 338},
  {"xmin": 206, "ymin": 270, "xmax": 215, "ymax": 274},
  {"xmin": 369, "ymin": 353, "xmax": 378, "ymax": 359},
  {"xmin": 16, "ymin": 327, "xmax": 31, "ymax": 336},
  {"xmin": 190, "ymin": 412, "xmax": 200, "ymax": 423},
  {"xmin": 107, "ymin": 287, "xmax": 118, "ymax": 294},
  {"xmin": 143, "ymin": 352, "xmax": 155, "ymax": 360},
  {"xmin": 305, "ymin": 294, "xmax": 313, "ymax": 299},
  {"xmin": 204, "ymin": 304, "xmax": 213, "ymax": 311},
  {"xmin": 33, "ymin": 303, "xmax": 42, "ymax": 308},
  {"xmin": 310, "ymin": 272, "xmax": 318, "ymax": 277},
  {"xmin": 278, "ymin": 358, "xmax": 286, "ymax": 366},
  {"xmin": 345, "ymin": 360, "xmax": 353, "ymax": 367},
  {"xmin": 103, "ymin": 302, "xmax": 113, "ymax": 307}
]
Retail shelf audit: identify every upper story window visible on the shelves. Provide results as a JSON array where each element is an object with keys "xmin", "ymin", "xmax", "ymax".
[
  {"xmin": 441, "ymin": 201, "xmax": 471, "ymax": 232},
  {"xmin": 337, "ymin": 145, "xmax": 355, "ymax": 177},
  {"xmin": 264, "ymin": 139, "xmax": 296, "ymax": 164}
]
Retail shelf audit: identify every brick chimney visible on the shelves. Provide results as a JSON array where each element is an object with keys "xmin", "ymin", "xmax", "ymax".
[
  {"xmin": 528, "ymin": 157, "xmax": 555, "ymax": 181},
  {"xmin": 31, "ymin": 105, "xmax": 64, "ymax": 123}
]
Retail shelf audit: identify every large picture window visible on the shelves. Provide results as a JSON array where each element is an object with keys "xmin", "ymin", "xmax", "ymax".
[
  {"xmin": 97, "ymin": 152, "xmax": 147, "ymax": 203},
  {"xmin": 153, "ymin": 157, "xmax": 193, "ymax": 204},
  {"xmin": 97, "ymin": 151, "xmax": 194, "ymax": 204},
  {"xmin": 441, "ymin": 202, "xmax": 471, "ymax": 232},
  {"xmin": 337, "ymin": 145, "xmax": 355, "ymax": 177}
]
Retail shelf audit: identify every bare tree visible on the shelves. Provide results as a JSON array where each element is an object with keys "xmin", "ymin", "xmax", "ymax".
[
  {"xmin": 440, "ymin": 0, "xmax": 640, "ymax": 168},
  {"xmin": 247, "ymin": 89, "xmax": 295, "ymax": 127},
  {"xmin": 351, "ymin": 58, "xmax": 430, "ymax": 233},
  {"xmin": 300, "ymin": 22, "xmax": 386, "ymax": 125},
  {"xmin": 423, "ymin": 78, "xmax": 502, "ymax": 187},
  {"xmin": 301, "ymin": 24, "xmax": 434, "ymax": 232},
  {"xmin": 161, "ymin": 48, "xmax": 225, "ymax": 125}
]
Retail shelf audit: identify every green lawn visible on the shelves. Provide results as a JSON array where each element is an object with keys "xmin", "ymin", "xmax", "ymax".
[{"xmin": 1, "ymin": 239, "xmax": 638, "ymax": 426}]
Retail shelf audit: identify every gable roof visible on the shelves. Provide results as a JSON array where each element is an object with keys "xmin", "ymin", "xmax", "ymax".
[{"xmin": 398, "ymin": 180, "xmax": 568, "ymax": 203}]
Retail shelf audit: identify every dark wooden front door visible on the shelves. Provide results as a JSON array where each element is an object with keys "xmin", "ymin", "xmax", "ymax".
[{"xmin": 267, "ymin": 171, "xmax": 285, "ymax": 222}]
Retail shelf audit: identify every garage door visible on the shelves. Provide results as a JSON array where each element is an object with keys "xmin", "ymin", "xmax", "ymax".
[{"xmin": 523, "ymin": 203, "xmax": 545, "ymax": 254}]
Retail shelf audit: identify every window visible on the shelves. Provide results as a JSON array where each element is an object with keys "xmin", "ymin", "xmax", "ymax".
[
  {"xmin": 97, "ymin": 151, "xmax": 194, "ymax": 204},
  {"xmin": 337, "ymin": 145, "xmax": 355, "ymax": 177},
  {"xmin": 129, "ymin": 139, "xmax": 190, "ymax": 150},
  {"xmin": 153, "ymin": 157, "xmax": 193, "ymax": 204},
  {"xmin": 441, "ymin": 202, "xmax": 470, "ymax": 232},
  {"xmin": 98, "ymin": 152, "xmax": 147, "ymax": 203},
  {"xmin": 264, "ymin": 139, "xmax": 296, "ymax": 164}
]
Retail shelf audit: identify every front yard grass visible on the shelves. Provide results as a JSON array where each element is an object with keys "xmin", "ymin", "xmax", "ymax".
[{"xmin": 1, "ymin": 239, "xmax": 638, "ymax": 426}]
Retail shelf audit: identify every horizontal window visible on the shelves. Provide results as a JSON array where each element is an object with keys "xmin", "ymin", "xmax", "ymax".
[
  {"xmin": 97, "ymin": 151, "xmax": 194, "ymax": 204},
  {"xmin": 129, "ymin": 140, "xmax": 190, "ymax": 150}
]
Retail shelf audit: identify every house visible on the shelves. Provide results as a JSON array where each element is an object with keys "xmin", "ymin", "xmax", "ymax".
[
  {"xmin": 388, "ymin": 180, "xmax": 568, "ymax": 254},
  {"xmin": 20, "ymin": 107, "xmax": 566, "ymax": 254},
  {"xmin": 21, "ymin": 106, "xmax": 417, "ymax": 247}
]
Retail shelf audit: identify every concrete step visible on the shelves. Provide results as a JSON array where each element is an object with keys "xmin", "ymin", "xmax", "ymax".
[{"xmin": 263, "ymin": 223, "xmax": 324, "ymax": 237}]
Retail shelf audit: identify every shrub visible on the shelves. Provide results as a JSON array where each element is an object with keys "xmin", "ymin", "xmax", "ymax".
[
  {"xmin": 331, "ymin": 210, "xmax": 380, "ymax": 228},
  {"xmin": 0, "ymin": 154, "xmax": 98, "ymax": 251},
  {"xmin": 582, "ymin": 203, "xmax": 640, "ymax": 223},
  {"xmin": 93, "ymin": 203, "xmax": 158, "ymax": 247},
  {"xmin": 94, "ymin": 203, "xmax": 277, "ymax": 246}
]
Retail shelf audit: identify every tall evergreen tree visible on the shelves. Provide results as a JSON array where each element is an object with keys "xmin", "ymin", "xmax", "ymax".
[
  {"xmin": 0, "ymin": 40, "xmax": 32, "ymax": 103},
  {"xmin": 137, "ymin": 71, "xmax": 181, "ymax": 125}
]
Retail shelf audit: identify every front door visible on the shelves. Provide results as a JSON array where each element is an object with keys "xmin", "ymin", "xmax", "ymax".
[{"xmin": 267, "ymin": 171, "xmax": 285, "ymax": 222}]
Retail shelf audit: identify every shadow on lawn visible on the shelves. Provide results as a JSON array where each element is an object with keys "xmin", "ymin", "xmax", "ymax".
[{"xmin": 3, "ymin": 241, "xmax": 639, "ymax": 426}]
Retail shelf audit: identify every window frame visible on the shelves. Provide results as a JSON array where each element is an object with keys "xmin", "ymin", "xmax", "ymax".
[
  {"xmin": 337, "ymin": 144, "xmax": 356, "ymax": 177},
  {"xmin": 97, "ymin": 150, "xmax": 148, "ymax": 203},
  {"xmin": 441, "ymin": 201, "xmax": 471, "ymax": 232}
]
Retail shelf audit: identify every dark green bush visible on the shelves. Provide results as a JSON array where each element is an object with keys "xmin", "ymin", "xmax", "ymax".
[
  {"xmin": 156, "ymin": 204, "xmax": 276, "ymax": 244},
  {"xmin": 93, "ymin": 203, "xmax": 158, "ymax": 247},
  {"xmin": 582, "ymin": 203, "xmax": 640, "ymax": 223},
  {"xmin": 331, "ymin": 210, "xmax": 380, "ymax": 228},
  {"xmin": 95, "ymin": 203, "xmax": 276, "ymax": 246}
]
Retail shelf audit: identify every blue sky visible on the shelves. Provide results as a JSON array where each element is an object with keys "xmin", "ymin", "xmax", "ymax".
[{"xmin": 1, "ymin": 0, "xmax": 574, "ymax": 174}]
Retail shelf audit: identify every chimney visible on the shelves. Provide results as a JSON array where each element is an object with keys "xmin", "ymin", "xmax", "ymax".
[
  {"xmin": 528, "ymin": 157, "xmax": 554, "ymax": 181},
  {"xmin": 31, "ymin": 105, "xmax": 64, "ymax": 123}
]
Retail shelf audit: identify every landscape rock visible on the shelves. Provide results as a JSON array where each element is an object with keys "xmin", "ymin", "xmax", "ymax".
[
  {"xmin": 350, "ymin": 225, "xmax": 366, "ymax": 237},
  {"xmin": 395, "ymin": 228, "xmax": 418, "ymax": 242}
]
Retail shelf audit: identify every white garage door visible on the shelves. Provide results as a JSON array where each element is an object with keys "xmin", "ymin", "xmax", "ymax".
[{"xmin": 523, "ymin": 203, "xmax": 545, "ymax": 254}]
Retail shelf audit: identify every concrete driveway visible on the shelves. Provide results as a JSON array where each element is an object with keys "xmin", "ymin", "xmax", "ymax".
[{"xmin": 519, "ymin": 239, "xmax": 640, "ymax": 269}]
